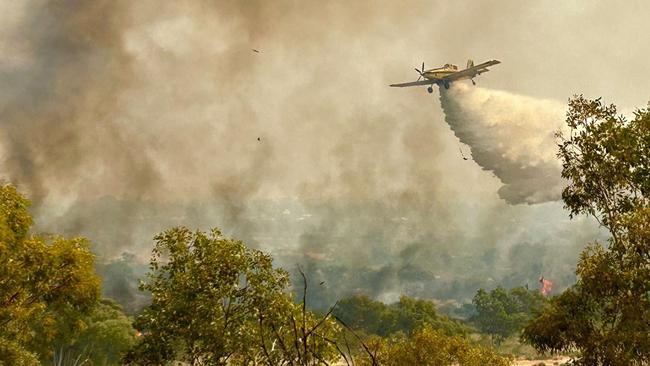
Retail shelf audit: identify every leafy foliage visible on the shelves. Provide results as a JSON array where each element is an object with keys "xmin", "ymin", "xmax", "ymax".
[
  {"xmin": 334, "ymin": 295, "xmax": 393, "ymax": 336},
  {"xmin": 522, "ymin": 97, "xmax": 650, "ymax": 365},
  {"xmin": 334, "ymin": 295, "xmax": 470, "ymax": 337},
  {"xmin": 357, "ymin": 326, "xmax": 511, "ymax": 366},
  {"xmin": 471, "ymin": 286, "xmax": 547, "ymax": 344},
  {"xmin": 125, "ymin": 227, "xmax": 340, "ymax": 365},
  {"xmin": 0, "ymin": 337, "xmax": 40, "ymax": 366},
  {"xmin": 54, "ymin": 298, "xmax": 138, "ymax": 365},
  {"xmin": 0, "ymin": 184, "xmax": 101, "ymax": 365}
]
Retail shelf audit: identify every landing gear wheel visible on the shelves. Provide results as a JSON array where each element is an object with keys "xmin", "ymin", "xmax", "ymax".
[
  {"xmin": 427, "ymin": 86, "xmax": 433, "ymax": 94},
  {"xmin": 443, "ymin": 81, "xmax": 450, "ymax": 89},
  {"xmin": 471, "ymin": 79, "xmax": 476, "ymax": 85}
]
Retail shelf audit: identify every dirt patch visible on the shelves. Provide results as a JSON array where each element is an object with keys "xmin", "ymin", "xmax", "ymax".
[{"xmin": 514, "ymin": 356, "xmax": 572, "ymax": 366}]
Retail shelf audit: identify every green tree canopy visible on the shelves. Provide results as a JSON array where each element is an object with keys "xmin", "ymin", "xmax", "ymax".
[
  {"xmin": 0, "ymin": 184, "xmax": 101, "ymax": 365},
  {"xmin": 62, "ymin": 298, "xmax": 138, "ymax": 365},
  {"xmin": 125, "ymin": 227, "xmax": 340, "ymax": 366},
  {"xmin": 334, "ymin": 295, "xmax": 394, "ymax": 336},
  {"xmin": 334, "ymin": 294, "xmax": 469, "ymax": 337},
  {"xmin": 522, "ymin": 97, "xmax": 650, "ymax": 365},
  {"xmin": 471, "ymin": 286, "xmax": 546, "ymax": 344}
]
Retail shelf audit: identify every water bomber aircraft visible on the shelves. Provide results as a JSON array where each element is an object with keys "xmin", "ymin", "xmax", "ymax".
[{"xmin": 390, "ymin": 59, "xmax": 500, "ymax": 93}]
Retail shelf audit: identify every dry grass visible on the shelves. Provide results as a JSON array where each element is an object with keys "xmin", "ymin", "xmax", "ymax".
[{"xmin": 513, "ymin": 356, "xmax": 572, "ymax": 366}]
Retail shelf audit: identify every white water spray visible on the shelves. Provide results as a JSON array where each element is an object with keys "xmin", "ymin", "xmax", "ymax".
[{"xmin": 439, "ymin": 83, "xmax": 568, "ymax": 204}]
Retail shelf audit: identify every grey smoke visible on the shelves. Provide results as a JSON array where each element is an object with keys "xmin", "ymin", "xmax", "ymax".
[{"xmin": 0, "ymin": 1, "xmax": 158, "ymax": 208}]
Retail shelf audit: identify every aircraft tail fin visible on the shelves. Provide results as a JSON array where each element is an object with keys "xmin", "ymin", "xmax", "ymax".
[{"xmin": 466, "ymin": 59, "xmax": 474, "ymax": 69}]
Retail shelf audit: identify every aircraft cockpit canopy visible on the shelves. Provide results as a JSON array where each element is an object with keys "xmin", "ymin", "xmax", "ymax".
[{"xmin": 444, "ymin": 63, "xmax": 459, "ymax": 70}]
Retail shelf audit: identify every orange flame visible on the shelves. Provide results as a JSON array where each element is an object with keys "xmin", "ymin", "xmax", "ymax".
[{"xmin": 539, "ymin": 277, "xmax": 553, "ymax": 296}]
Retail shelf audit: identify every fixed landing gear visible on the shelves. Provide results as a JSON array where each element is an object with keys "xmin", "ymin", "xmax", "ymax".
[
  {"xmin": 443, "ymin": 81, "xmax": 450, "ymax": 89},
  {"xmin": 471, "ymin": 79, "xmax": 476, "ymax": 85},
  {"xmin": 427, "ymin": 86, "xmax": 433, "ymax": 93}
]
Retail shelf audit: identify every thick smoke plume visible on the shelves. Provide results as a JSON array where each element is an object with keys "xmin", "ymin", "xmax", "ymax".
[
  {"xmin": 439, "ymin": 83, "xmax": 568, "ymax": 204},
  {"xmin": 1, "ymin": 1, "xmax": 158, "ymax": 206}
]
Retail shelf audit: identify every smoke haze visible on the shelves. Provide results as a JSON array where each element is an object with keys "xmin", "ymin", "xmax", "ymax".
[{"xmin": 1, "ymin": 0, "xmax": 643, "ymax": 308}]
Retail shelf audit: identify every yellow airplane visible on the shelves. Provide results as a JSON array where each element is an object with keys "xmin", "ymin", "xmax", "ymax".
[{"xmin": 390, "ymin": 59, "xmax": 500, "ymax": 93}]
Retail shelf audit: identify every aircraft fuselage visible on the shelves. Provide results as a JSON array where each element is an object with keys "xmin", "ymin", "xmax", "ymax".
[{"xmin": 423, "ymin": 65, "xmax": 476, "ymax": 81}]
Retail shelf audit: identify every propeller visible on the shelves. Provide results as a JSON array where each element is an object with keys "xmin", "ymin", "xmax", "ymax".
[{"xmin": 414, "ymin": 62, "xmax": 425, "ymax": 81}]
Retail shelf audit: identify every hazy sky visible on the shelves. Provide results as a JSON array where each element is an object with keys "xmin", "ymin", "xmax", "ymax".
[{"xmin": 0, "ymin": 1, "xmax": 645, "ymax": 304}]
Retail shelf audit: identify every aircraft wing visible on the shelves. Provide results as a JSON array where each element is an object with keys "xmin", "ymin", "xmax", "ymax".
[
  {"xmin": 443, "ymin": 59, "xmax": 501, "ymax": 81},
  {"xmin": 390, "ymin": 79, "xmax": 440, "ymax": 87}
]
